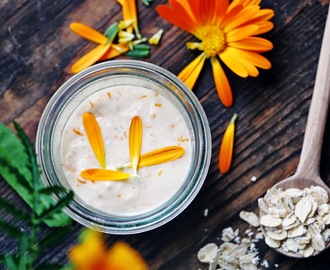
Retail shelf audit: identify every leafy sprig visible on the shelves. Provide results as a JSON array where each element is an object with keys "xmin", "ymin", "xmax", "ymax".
[{"xmin": 0, "ymin": 122, "xmax": 74, "ymax": 270}]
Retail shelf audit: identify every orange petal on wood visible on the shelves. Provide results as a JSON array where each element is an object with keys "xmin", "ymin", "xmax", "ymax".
[
  {"xmin": 70, "ymin": 22, "xmax": 108, "ymax": 44},
  {"xmin": 211, "ymin": 57, "xmax": 233, "ymax": 107},
  {"xmin": 82, "ymin": 112, "xmax": 106, "ymax": 168},
  {"xmin": 99, "ymin": 44, "xmax": 129, "ymax": 61},
  {"xmin": 129, "ymin": 116, "xmax": 142, "ymax": 174},
  {"xmin": 178, "ymin": 53, "xmax": 206, "ymax": 90},
  {"xmin": 81, "ymin": 168, "xmax": 130, "ymax": 181},
  {"xmin": 106, "ymin": 242, "xmax": 148, "ymax": 270},
  {"xmin": 219, "ymin": 48, "xmax": 248, "ymax": 78},
  {"xmin": 219, "ymin": 113, "xmax": 237, "ymax": 174},
  {"xmin": 71, "ymin": 43, "xmax": 111, "ymax": 74}
]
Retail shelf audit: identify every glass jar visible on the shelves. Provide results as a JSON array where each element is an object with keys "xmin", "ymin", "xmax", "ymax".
[{"xmin": 36, "ymin": 60, "xmax": 211, "ymax": 234}]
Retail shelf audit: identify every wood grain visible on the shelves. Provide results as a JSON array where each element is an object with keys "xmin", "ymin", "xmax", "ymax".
[{"xmin": 1, "ymin": 0, "xmax": 330, "ymax": 269}]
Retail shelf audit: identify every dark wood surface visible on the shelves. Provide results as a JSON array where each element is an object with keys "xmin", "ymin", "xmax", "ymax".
[{"xmin": 1, "ymin": 0, "xmax": 330, "ymax": 269}]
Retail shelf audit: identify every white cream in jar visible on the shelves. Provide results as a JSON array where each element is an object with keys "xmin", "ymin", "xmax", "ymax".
[{"xmin": 60, "ymin": 82, "xmax": 192, "ymax": 216}]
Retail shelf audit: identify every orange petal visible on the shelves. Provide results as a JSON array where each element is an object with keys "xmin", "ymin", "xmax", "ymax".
[
  {"xmin": 219, "ymin": 113, "xmax": 237, "ymax": 174},
  {"xmin": 253, "ymin": 21, "xmax": 274, "ymax": 35},
  {"xmin": 70, "ymin": 22, "xmax": 107, "ymax": 44},
  {"xmin": 156, "ymin": 2, "xmax": 197, "ymax": 34},
  {"xmin": 220, "ymin": 5, "xmax": 243, "ymax": 28},
  {"xmin": 212, "ymin": 0, "xmax": 229, "ymax": 25},
  {"xmin": 121, "ymin": 0, "xmax": 140, "ymax": 37},
  {"xmin": 178, "ymin": 53, "xmax": 206, "ymax": 90},
  {"xmin": 99, "ymin": 44, "xmax": 129, "ymax": 60},
  {"xmin": 223, "ymin": 6, "xmax": 260, "ymax": 32},
  {"xmin": 129, "ymin": 116, "xmax": 143, "ymax": 174},
  {"xmin": 81, "ymin": 168, "xmax": 131, "ymax": 181},
  {"xmin": 228, "ymin": 37, "xmax": 273, "ymax": 52},
  {"xmin": 211, "ymin": 57, "xmax": 233, "ymax": 107},
  {"xmin": 233, "ymin": 49, "xmax": 272, "ymax": 69},
  {"xmin": 226, "ymin": 25, "xmax": 259, "ymax": 41},
  {"xmin": 219, "ymin": 48, "xmax": 248, "ymax": 78},
  {"xmin": 82, "ymin": 112, "xmax": 106, "ymax": 168},
  {"xmin": 71, "ymin": 43, "xmax": 111, "ymax": 74},
  {"xmin": 121, "ymin": 146, "xmax": 185, "ymax": 168},
  {"xmin": 106, "ymin": 242, "xmax": 148, "ymax": 270}
]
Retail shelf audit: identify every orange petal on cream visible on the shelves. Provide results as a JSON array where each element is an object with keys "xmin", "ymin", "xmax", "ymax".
[
  {"xmin": 81, "ymin": 168, "xmax": 131, "ymax": 181},
  {"xmin": 129, "ymin": 116, "xmax": 143, "ymax": 174},
  {"xmin": 178, "ymin": 53, "xmax": 206, "ymax": 90},
  {"xmin": 82, "ymin": 112, "xmax": 106, "ymax": 168},
  {"xmin": 123, "ymin": 146, "xmax": 184, "ymax": 168},
  {"xmin": 219, "ymin": 113, "xmax": 237, "ymax": 174},
  {"xmin": 211, "ymin": 57, "xmax": 233, "ymax": 107},
  {"xmin": 71, "ymin": 43, "xmax": 111, "ymax": 74},
  {"xmin": 70, "ymin": 22, "xmax": 108, "ymax": 44}
]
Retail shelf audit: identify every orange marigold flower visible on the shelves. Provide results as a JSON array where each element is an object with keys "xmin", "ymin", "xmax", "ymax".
[
  {"xmin": 156, "ymin": 0, "xmax": 274, "ymax": 107},
  {"xmin": 69, "ymin": 229, "xmax": 149, "ymax": 270}
]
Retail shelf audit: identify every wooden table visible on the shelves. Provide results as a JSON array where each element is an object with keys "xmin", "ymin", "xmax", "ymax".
[{"xmin": 1, "ymin": 0, "xmax": 330, "ymax": 269}]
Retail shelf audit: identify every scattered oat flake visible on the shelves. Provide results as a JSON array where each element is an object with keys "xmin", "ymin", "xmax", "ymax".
[
  {"xmin": 204, "ymin": 208, "xmax": 209, "ymax": 217},
  {"xmin": 239, "ymin": 211, "xmax": 260, "ymax": 227},
  {"xmin": 251, "ymin": 176, "xmax": 257, "ymax": 182}
]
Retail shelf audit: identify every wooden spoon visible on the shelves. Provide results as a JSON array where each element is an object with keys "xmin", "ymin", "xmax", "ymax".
[{"xmin": 260, "ymin": 7, "xmax": 330, "ymax": 257}]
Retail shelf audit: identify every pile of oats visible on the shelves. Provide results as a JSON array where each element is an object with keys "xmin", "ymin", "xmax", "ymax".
[
  {"xmin": 197, "ymin": 223, "xmax": 267, "ymax": 270},
  {"xmin": 258, "ymin": 185, "xmax": 330, "ymax": 257}
]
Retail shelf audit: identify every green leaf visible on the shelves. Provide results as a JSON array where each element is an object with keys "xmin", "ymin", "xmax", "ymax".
[
  {"xmin": 0, "ymin": 197, "xmax": 31, "ymax": 222},
  {"xmin": 37, "ymin": 191, "xmax": 74, "ymax": 222},
  {"xmin": 126, "ymin": 48, "xmax": 150, "ymax": 58},
  {"xmin": 37, "ymin": 226, "xmax": 72, "ymax": 250},
  {"xmin": 4, "ymin": 254, "xmax": 17, "ymax": 270},
  {"xmin": 132, "ymin": 44, "xmax": 150, "ymax": 50},
  {"xmin": 0, "ymin": 123, "xmax": 72, "ymax": 227},
  {"xmin": 0, "ymin": 220, "xmax": 23, "ymax": 238},
  {"xmin": 17, "ymin": 235, "xmax": 28, "ymax": 270},
  {"xmin": 142, "ymin": 0, "xmax": 152, "ymax": 6},
  {"xmin": 104, "ymin": 22, "xmax": 119, "ymax": 44},
  {"xmin": 38, "ymin": 186, "xmax": 68, "ymax": 195}
]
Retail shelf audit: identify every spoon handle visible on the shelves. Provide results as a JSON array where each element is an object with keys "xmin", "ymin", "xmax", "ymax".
[{"xmin": 296, "ymin": 7, "xmax": 330, "ymax": 179}]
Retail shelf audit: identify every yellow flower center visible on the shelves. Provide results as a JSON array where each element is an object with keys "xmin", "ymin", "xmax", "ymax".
[{"xmin": 197, "ymin": 26, "xmax": 226, "ymax": 58}]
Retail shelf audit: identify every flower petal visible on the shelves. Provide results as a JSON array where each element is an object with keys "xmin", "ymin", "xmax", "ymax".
[
  {"xmin": 106, "ymin": 242, "xmax": 148, "ymax": 270},
  {"xmin": 233, "ymin": 48, "xmax": 272, "ymax": 69},
  {"xmin": 82, "ymin": 112, "xmax": 106, "ymax": 168},
  {"xmin": 120, "ymin": 146, "xmax": 185, "ymax": 169},
  {"xmin": 219, "ymin": 113, "xmax": 237, "ymax": 174},
  {"xmin": 178, "ymin": 53, "xmax": 206, "ymax": 89},
  {"xmin": 253, "ymin": 21, "xmax": 274, "ymax": 35},
  {"xmin": 129, "ymin": 116, "xmax": 143, "ymax": 174},
  {"xmin": 211, "ymin": 57, "xmax": 233, "ymax": 107},
  {"xmin": 99, "ymin": 44, "xmax": 129, "ymax": 61},
  {"xmin": 71, "ymin": 43, "xmax": 111, "ymax": 74},
  {"xmin": 226, "ymin": 25, "xmax": 259, "ymax": 41},
  {"xmin": 156, "ymin": 2, "xmax": 197, "ymax": 34},
  {"xmin": 223, "ymin": 6, "xmax": 260, "ymax": 32},
  {"xmin": 228, "ymin": 37, "xmax": 273, "ymax": 52},
  {"xmin": 70, "ymin": 22, "xmax": 107, "ymax": 44},
  {"xmin": 219, "ymin": 48, "xmax": 248, "ymax": 77},
  {"xmin": 121, "ymin": 0, "xmax": 141, "ymax": 38},
  {"xmin": 81, "ymin": 168, "xmax": 131, "ymax": 181}
]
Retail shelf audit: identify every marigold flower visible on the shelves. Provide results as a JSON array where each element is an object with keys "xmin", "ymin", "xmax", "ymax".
[
  {"xmin": 156, "ymin": 0, "xmax": 274, "ymax": 107},
  {"xmin": 68, "ymin": 229, "xmax": 148, "ymax": 270}
]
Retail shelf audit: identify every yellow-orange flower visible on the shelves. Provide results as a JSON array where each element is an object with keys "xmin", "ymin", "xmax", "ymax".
[
  {"xmin": 68, "ymin": 229, "xmax": 148, "ymax": 270},
  {"xmin": 156, "ymin": 0, "xmax": 274, "ymax": 107}
]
